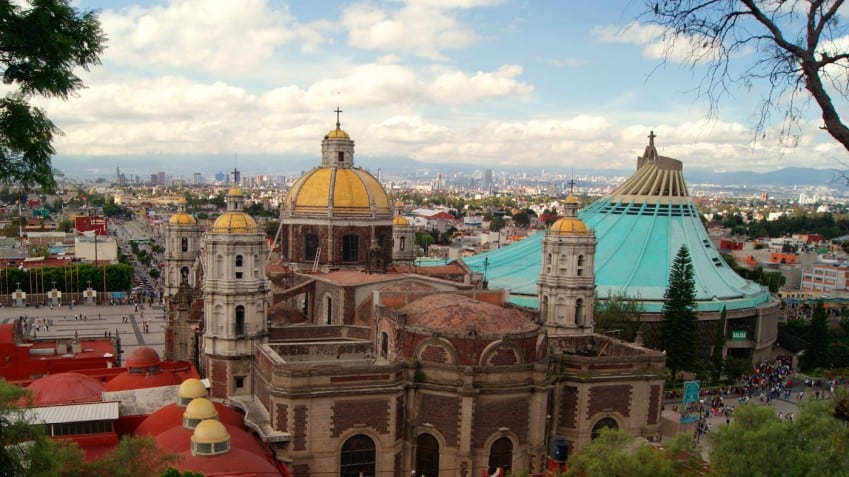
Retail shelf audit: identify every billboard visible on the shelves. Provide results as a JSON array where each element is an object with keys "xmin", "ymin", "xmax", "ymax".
[
  {"xmin": 680, "ymin": 380, "xmax": 701, "ymax": 424},
  {"xmin": 75, "ymin": 215, "xmax": 107, "ymax": 236}
]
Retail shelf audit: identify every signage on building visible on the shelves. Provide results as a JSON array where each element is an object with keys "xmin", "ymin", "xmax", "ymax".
[
  {"xmin": 680, "ymin": 380, "xmax": 701, "ymax": 424},
  {"xmin": 75, "ymin": 215, "xmax": 107, "ymax": 236},
  {"xmin": 732, "ymin": 330, "xmax": 747, "ymax": 340}
]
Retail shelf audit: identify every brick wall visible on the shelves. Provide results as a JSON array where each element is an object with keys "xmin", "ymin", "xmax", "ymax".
[
  {"xmin": 292, "ymin": 463, "xmax": 310, "ymax": 477},
  {"xmin": 211, "ymin": 359, "xmax": 227, "ymax": 399},
  {"xmin": 395, "ymin": 395, "xmax": 404, "ymax": 438},
  {"xmin": 559, "ymin": 385, "xmax": 578, "ymax": 428},
  {"xmin": 276, "ymin": 403, "xmax": 288, "ymax": 432},
  {"xmin": 420, "ymin": 344, "xmax": 449, "ymax": 363},
  {"xmin": 294, "ymin": 405, "xmax": 308, "ymax": 451},
  {"xmin": 419, "ymin": 394, "xmax": 460, "ymax": 447},
  {"xmin": 472, "ymin": 398, "xmax": 529, "ymax": 448},
  {"xmin": 487, "ymin": 346, "xmax": 519, "ymax": 366},
  {"xmin": 648, "ymin": 385, "xmax": 660, "ymax": 425},
  {"xmin": 331, "ymin": 399, "xmax": 390, "ymax": 437},
  {"xmin": 588, "ymin": 385, "xmax": 632, "ymax": 419}
]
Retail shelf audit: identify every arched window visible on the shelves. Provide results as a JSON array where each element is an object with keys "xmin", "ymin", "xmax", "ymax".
[
  {"xmin": 576, "ymin": 254, "xmax": 584, "ymax": 276},
  {"xmin": 575, "ymin": 298, "xmax": 584, "ymax": 326},
  {"xmin": 325, "ymin": 296, "xmax": 332, "ymax": 325},
  {"xmin": 399, "ymin": 236, "xmax": 406, "ymax": 251},
  {"xmin": 488, "ymin": 437, "xmax": 513, "ymax": 474},
  {"xmin": 181, "ymin": 237, "xmax": 188, "ymax": 252},
  {"xmin": 342, "ymin": 234, "xmax": 360, "ymax": 262},
  {"xmin": 235, "ymin": 255, "xmax": 243, "ymax": 266},
  {"xmin": 235, "ymin": 305, "xmax": 245, "ymax": 336},
  {"xmin": 591, "ymin": 418, "xmax": 618, "ymax": 440},
  {"xmin": 415, "ymin": 434, "xmax": 439, "ymax": 477},
  {"xmin": 340, "ymin": 434, "xmax": 375, "ymax": 477},
  {"xmin": 304, "ymin": 233, "xmax": 319, "ymax": 262},
  {"xmin": 380, "ymin": 332, "xmax": 389, "ymax": 359},
  {"xmin": 180, "ymin": 266, "xmax": 190, "ymax": 284}
]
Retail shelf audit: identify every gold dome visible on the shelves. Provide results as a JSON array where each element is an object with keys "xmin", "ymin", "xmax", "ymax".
[
  {"xmin": 285, "ymin": 167, "xmax": 392, "ymax": 218},
  {"xmin": 178, "ymin": 197, "xmax": 187, "ymax": 204},
  {"xmin": 550, "ymin": 217, "xmax": 588, "ymax": 235},
  {"xmin": 192, "ymin": 419, "xmax": 230, "ymax": 444},
  {"xmin": 211, "ymin": 211, "xmax": 258, "ymax": 233},
  {"xmin": 228, "ymin": 187, "xmax": 242, "ymax": 196},
  {"xmin": 177, "ymin": 378, "xmax": 207, "ymax": 400},
  {"xmin": 565, "ymin": 195, "xmax": 580, "ymax": 204},
  {"xmin": 169, "ymin": 212, "xmax": 196, "ymax": 225},
  {"xmin": 184, "ymin": 397, "xmax": 218, "ymax": 421},
  {"xmin": 326, "ymin": 128, "xmax": 350, "ymax": 139},
  {"xmin": 393, "ymin": 215, "xmax": 410, "ymax": 226}
]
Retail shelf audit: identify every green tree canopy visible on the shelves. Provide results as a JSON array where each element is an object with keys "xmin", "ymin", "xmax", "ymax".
[
  {"xmin": 709, "ymin": 397, "xmax": 849, "ymax": 476},
  {"xmin": 0, "ymin": 0, "xmax": 105, "ymax": 192},
  {"xmin": 662, "ymin": 245, "xmax": 699, "ymax": 378}
]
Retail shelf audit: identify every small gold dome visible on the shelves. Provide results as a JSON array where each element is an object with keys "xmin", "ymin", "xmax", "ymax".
[
  {"xmin": 565, "ymin": 195, "xmax": 579, "ymax": 204},
  {"xmin": 178, "ymin": 197, "xmax": 187, "ymax": 204},
  {"xmin": 169, "ymin": 212, "xmax": 196, "ymax": 225},
  {"xmin": 326, "ymin": 128, "xmax": 350, "ymax": 139},
  {"xmin": 211, "ymin": 212, "xmax": 258, "ymax": 233},
  {"xmin": 184, "ymin": 397, "xmax": 218, "ymax": 421},
  {"xmin": 550, "ymin": 217, "xmax": 588, "ymax": 235},
  {"xmin": 177, "ymin": 378, "xmax": 207, "ymax": 400},
  {"xmin": 228, "ymin": 187, "xmax": 242, "ymax": 196},
  {"xmin": 393, "ymin": 215, "xmax": 410, "ymax": 226},
  {"xmin": 192, "ymin": 419, "xmax": 230, "ymax": 444}
]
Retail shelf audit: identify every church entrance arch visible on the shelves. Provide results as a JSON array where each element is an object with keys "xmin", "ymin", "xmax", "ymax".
[
  {"xmin": 340, "ymin": 434, "xmax": 375, "ymax": 477},
  {"xmin": 590, "ymin": 417, "xmax": 618, "ymax": 440}
]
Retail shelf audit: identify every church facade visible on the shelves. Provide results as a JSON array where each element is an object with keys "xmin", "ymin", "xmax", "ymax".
[{"xmin": 164, "ymin": 121, "xmax": 665, "ymax": 477}]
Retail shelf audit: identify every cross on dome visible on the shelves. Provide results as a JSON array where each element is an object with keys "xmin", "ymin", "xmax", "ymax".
[
  {"xmin": 334, "ymin": 106, "xmax": 343, "ymax": 129},
  {"xmin": 648, "ymin": 130, "xmax": 656, "ymax": 147}
]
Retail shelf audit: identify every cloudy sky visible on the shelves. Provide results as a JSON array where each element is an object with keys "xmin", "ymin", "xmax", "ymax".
[{"xmin": 39, "ymin": 0, "xmax": 849, "ymax": 177}]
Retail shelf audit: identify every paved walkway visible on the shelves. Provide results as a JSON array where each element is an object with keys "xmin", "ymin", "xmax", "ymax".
[{"xmin": 0, "ymin": 302, "xmax": 166, "ymax": 360}]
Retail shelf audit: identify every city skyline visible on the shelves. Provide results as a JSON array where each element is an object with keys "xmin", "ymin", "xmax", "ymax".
[{"xmin": 35, "ymin": 0, "xmax": 849, "ymax": 176}]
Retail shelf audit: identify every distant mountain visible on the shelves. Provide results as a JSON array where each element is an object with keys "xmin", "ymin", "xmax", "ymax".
[{"xmin": 685, "ymin": 167, "xmax": 844, "ymax": 187}]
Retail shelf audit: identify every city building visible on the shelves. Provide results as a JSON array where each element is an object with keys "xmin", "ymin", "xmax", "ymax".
[
  {"xmin": 464, "ymin": 133, "xmax": 781, "ymax": 363},
  {"xmin": 164, "ymin": 119, "xmax": 665, "ymax": 477}
]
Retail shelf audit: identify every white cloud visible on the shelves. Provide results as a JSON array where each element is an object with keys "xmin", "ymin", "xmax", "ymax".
[
  {"xmin": 342, "ymin": 1, "xmax": 482, "ymax": 59},
  {"xmin": 99, "ymin": 0, "xmax": 329, "ymax": 74},
  {"xmin": 424, "ymin": 65, "xmax": 533, "ymax": 103},
  {"xmin": 592, "ymin": 21, "xmax": 712, "ymax": 63}
]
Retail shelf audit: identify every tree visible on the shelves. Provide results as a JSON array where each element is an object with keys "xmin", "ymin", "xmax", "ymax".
[
  {"xmin": 86, "ymin": 435, "xmax": 177, "ymax": 477},
  {"xmin": 644, "ymin": 1, "xmax": 849, "ymax": 155},
  {"xmin": 709, "ymin": 397, "xmax": 849, "ymax": 475},
  {"xmin": 662, "ymin": 245, "xmax": 699, "ymax": 379},
  {"xmin": 0, "ymin": 0, "xmax": 105, "ymax": 192},
  {"xmin": 564, "ymin": 428, "xmax": 702, "ymax": 477},
  {"xmin": 802, "ymin": 299, "xmax": 831, "ymax": 370},
  {"xmin": 594, "ymin": 292, "xmax": 644, "ymax": 342},
  {"xmin": 711, "ymin": 306, "xmax": 727, "ymax": 382},
  {"xmin": 0, "ymin": 380, "xmax": 86, "ymax": 477}
]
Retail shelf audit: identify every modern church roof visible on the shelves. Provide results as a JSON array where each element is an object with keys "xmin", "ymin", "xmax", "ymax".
[{"xmin": 464, "ymin": 133, "xmax": 772, "ymax": 313}]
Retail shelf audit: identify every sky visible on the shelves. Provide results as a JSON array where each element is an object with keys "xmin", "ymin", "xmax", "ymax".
[{"xmin": 35, "ymin": 0, "xmax": 849, "ymax": 178}]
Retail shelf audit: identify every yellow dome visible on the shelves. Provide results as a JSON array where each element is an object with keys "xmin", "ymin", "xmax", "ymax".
[
  {"xmin": 184, "ymin": 397, "xmax": 218, "ymax": 420},
  {"xmin": 211, "ymin": 211, "xmax": 258, "ymax": 233},
  {"xmin": 550, "ymin": 217, "xmax": 588, "ymax": 235},
  {"xmin": 285, "ymin": 167, "xmax": 392, "ymax": 218},
  {"xmin": 192, "ymin": 419, "xmax": 230, "ymax": 444},
  {"xmin": 169, "ymin": 212, "xmax": 196, "ymax": 225},
  {"xmin": 393, "ymin": 215, "xmax": 409, "ymax": 226},
  {"xmin": 177, "ymin": 378, "xmax": 207, "ymax": 400},
  {"xmin": 178, "ymin": 197, "xmax": 187, "ymax": 204},
  {"xmin": 326, "ymin": 128, "xmax": 350, "ymax": 139},
  {"xmin": 228, "ymin": 187, "xmax": 242, "ymax": 196},
  {"xmin": 565, "ymin": 195, "xmax": 580, "ymax": 204}
]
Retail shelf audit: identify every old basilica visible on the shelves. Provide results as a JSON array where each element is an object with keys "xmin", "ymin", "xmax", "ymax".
[{"xmin": 162, "ymin": 117, "xmax": 666, "ymax": 477}]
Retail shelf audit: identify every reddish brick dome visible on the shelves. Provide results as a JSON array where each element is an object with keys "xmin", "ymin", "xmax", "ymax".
[
  {"xmin": 126, "ymin": 347, "xmax": 161, "ymax": 369},
  {"xmin": 399, "ymin": 294, "xmax": 538, "ymax": 335},
  {"xmin": 26, "ymin": 372, "xmax": 103, "ymax": 405}
]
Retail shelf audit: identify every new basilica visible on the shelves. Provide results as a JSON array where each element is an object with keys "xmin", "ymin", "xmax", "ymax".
[{"xmin": 163, "ymin": 118, "xmax": 665, "ymax": 477}]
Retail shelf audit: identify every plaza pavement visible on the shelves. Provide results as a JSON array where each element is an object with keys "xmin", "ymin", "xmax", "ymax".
[{"xmin": 0, "ymin": 301, "xmax": 166, "ymax": 363}]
